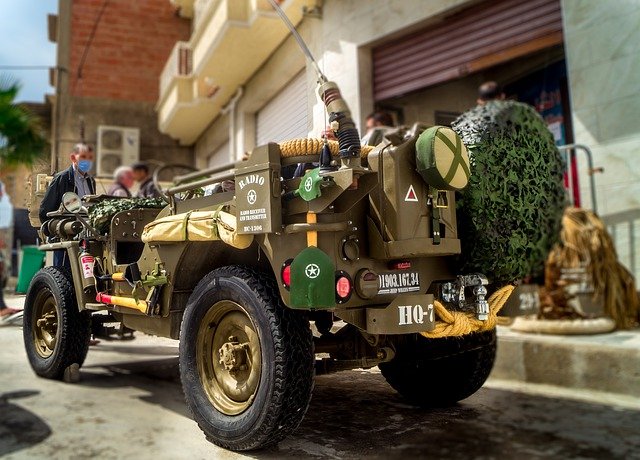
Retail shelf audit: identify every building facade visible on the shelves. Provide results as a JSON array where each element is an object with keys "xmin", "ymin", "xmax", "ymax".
[
  {"xmin": 157, "ymin": 0, "xmax": 640, "ymax": 280},
  {"xmin": 49, "ymin": 0, "xmax": 194, "ymax": 189}
]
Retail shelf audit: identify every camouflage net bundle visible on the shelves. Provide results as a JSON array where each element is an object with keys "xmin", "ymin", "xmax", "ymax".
[
  {"xmin": 88, "ymin": 197, "xmax": 166, "ymax": 234},
  {"xmin": 541, "ymin": 207, "xmax": 639, "ymax": 329},
  {"xmin": 452, "ymin": 100, "xmax": 566, "ymax": 285}
]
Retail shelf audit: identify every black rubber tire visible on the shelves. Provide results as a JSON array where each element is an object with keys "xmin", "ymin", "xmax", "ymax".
[
  {"xmin": 179, "ymin": 266, "xmax": 315, "ymax": 451},
  {"xmin": 23, "ymin": 266, "xmax": 91, "ymax": 380},
  {"xmin": 379, "ymin": 330, "xmax": 497, "ymax": 407}
]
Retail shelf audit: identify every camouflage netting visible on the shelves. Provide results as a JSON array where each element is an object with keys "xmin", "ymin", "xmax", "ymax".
[
  {"xmin": 88, "ymin": 197, "xmax": 166, "ymax": 234},
  {"xmin": 451, "ymin": 100, "xmax": 566, "ymax": 285}
]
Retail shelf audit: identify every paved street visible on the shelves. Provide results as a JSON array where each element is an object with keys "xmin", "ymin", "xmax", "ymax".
[{"xmin": 1, "ymin": 302, "xmax": 639, "ymax": 459}]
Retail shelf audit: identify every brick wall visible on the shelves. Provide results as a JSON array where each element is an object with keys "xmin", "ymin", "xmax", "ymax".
[{"xmin": 69, "ymin": 0, "xmax": 189, "ymax": 102}]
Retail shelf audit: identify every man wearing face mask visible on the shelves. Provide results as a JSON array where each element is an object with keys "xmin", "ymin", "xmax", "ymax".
[
  {"xmin": 39, "ymin": 143, "xmax": 96, "ymax": 267},
  {"xmin": 39, "ymin": 143, "xmax": 96, "ymax": 224}
]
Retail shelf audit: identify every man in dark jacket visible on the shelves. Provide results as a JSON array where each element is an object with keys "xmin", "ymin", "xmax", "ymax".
[
  {"xmin": 39, "ymin": 143, "xmax": 96, "ymax": 223},
  {"xmin": 39, "ymin": 143, "xmax": 96, "ymax": 267},
  {"xmin": 132, "ymin": 162, "xmax": 159, "ymax": 198}
]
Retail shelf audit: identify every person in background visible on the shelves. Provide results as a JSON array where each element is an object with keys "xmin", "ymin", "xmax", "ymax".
[
  {"xmin": 0, "ymin": 248, "xmax": 19, "ymax": 320},
  {"xmin": 39, "ymin": 143, "xmax": 96, "ymax": 223},
  {"xmin": 365, "ymin": 111, "xmax": 394, "ymax": 132},
  {"xmin": 0, "ymin": 224, "xmax": 18, "ymax": 321},
  {"xmin": 476, "ymin": 80, "xmax": 506, "ymax": 106},
  {"xmin": 39, "ymin": 143, "xmax": 97, "ymax": 267},
  {"xmin": 108, "ymin": 166, "xmax": 134, "ymax": 197},
  {"xmin": 132, "ymin": 162, "xmax": 159, "ymax": 198},
  {"xmin": 361, "ymin": 110, "xmax": 395, "ymax": 146}
]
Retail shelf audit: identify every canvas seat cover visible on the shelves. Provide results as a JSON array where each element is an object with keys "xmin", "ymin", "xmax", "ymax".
[{"xmin": 141, "ymin": 209, "xmax": 253, "ymax": 249}]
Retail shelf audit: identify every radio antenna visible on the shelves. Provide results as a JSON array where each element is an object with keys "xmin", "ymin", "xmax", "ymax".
[{"xmin": 267, "ymin": 0, "xmax": 326, "ymax": 83}]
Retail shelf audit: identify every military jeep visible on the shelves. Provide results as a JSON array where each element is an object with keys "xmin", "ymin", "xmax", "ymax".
[{"xmin": 24, "ymin": 73, "xmax": 515, "ymax": 451}]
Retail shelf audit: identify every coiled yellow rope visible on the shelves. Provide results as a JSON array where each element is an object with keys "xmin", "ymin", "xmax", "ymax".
[
  {"xmin": 420, "ymin": 285, "xmax": 515, "ymax": 338},
  {"xmin": 278, "ymin": 138, "xmax": 374, "ymax": 158}
]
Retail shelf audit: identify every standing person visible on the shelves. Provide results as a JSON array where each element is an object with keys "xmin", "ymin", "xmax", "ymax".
[
  {"xmin": 362, "ymin": 110, "xmax": 394, "ymax": 146},
  {"xmin": 476, "ymin": 81, "xmax": 506, "ymax": 106},
  {"xmin": 365, "ymin": 111, "xmax": 394, "ymax": 132},
  {"xmin": 107, "ymin": 166, "xmax": 134, "ymax": 197},
  {"xmin": 0, "ymin": 187, "xmax": 19, "ymax": 322},
  {"xmin": 39, "ymin": 143, "xmax": 96, "ymax": 222},
  {"xmin": 0, "ymin": 242, "xmax": 20, "ymax": 320},
  {"xmin": 132, "ymin": 162, "xmax": 159, "ymax": 198},
  {"xmin": 39, "ymin": 143, "xmax": 96, "ymax": 267}
]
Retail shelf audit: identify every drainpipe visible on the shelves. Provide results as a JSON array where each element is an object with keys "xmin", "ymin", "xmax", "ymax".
[{"xmin": 221, "ymin": 87, "xmax": 243, "ymax": 162}]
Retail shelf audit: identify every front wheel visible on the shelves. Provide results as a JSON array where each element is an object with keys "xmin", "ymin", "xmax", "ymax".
[
  {"xmin": 179, "ymin": 266, "xmax": 314, "ymax": 451},
  {"xmin": 23, "ymin": 266, "xmax": 91, "ymax": 379},
  {"xmin": 379, "ymin": 330, "xmax": 497, "ymax": 406}
]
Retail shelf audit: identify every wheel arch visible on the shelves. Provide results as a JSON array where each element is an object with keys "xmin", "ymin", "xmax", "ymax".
[{"xmin": 169, "ymin": 240, "xmax": 275, "ymax": 313}]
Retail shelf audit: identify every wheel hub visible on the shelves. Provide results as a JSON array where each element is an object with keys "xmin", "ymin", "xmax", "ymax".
[
  {"xmin": 218, "ymin": 336, "xmax": 250, "ymax": 372},
  {"xmin": 33, "ymin": 293, "xmax": 59, "ymax": 358},
  {"xmin": 37, "ymin": 312, "xmax": 58, "ymax": 349},
  {"xmin": 197, "ymin": 301, "xmax": 261, "ymax": 415}
]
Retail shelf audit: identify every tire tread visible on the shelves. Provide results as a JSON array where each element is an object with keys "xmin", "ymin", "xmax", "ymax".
[
  {"xmin": 379, "ymin": 330, "xmax": 496, "ymax": 407},
  {"xmin": 24, "ymin": 266, "xmax": 91, "ymax": 379},
  {"xmin": 180, "ymin": 265, "xmax": 314, "ymax": 451}
]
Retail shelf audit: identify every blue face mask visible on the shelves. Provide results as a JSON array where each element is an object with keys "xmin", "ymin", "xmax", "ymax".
[{"xmin": 78, "ymin": 160, "xmax": 93, "ymax": 173}]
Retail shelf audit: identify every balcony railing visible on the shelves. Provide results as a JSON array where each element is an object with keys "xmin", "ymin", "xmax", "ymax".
[
  {"xmin": 159, "ymin": 41, "xmax": 192, "ymax": 99},
  {"xmin": 193, "ymin": 0, "xmax": 214, "ymax": 31}
]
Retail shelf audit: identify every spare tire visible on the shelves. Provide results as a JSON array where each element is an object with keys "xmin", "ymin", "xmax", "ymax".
[{"xmin": 452, "ymin": 100, "xmax": 566, "ymax": 285}]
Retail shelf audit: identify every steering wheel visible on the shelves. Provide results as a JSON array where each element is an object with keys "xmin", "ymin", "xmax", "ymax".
[{"xmin": 153, "ymin": 163, "xmax": 199, "ymax": 203}]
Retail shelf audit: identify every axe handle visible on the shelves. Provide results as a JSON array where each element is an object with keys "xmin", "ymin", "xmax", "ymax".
[{"xmin": 306, "ymin": 212, "xmax": 318, "ymax": 247}]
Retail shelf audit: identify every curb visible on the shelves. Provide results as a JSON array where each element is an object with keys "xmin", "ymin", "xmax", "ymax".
[{"xmin": 491, "ymin": 326, "xmax": 640, "ymax": 398}]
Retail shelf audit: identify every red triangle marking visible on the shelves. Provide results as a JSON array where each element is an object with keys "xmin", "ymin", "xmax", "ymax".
[{"xmin": 405, "ymin": 184, "xmax": 418, "ymax": 202}]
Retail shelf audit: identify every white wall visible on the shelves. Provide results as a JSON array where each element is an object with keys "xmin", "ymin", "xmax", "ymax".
[
  {"xmin": 309, "ymin": 0, "xmax": 473, "ymax": 133},
  {"xmin": 562, "ymin": 0, "xmax": 640, "ymax": 280}
]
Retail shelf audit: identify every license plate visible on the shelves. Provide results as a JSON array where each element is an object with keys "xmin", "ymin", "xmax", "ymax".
[{"xmin": 378, "ymin": 271, "xmax": 420, "ymax": 295}]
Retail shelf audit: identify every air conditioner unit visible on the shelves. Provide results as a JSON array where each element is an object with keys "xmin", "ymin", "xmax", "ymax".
[{"xmin": 96, "ymin": 125, "xmax": 140, "ymax": 177}]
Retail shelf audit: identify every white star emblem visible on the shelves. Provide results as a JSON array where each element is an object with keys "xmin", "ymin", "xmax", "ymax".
[
  {"xmin": 247, "ymin": 189, "xmax": 257, "ymax": 205},
  {"xmin": 304, "ymin": 176, "xmax": 313, "ymax": 193},
  {"xmin": 305, "ymin": 263, "xmax": 320, "ymax": 279}
]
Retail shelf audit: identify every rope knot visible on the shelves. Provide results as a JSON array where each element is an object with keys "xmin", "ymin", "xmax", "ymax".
[{"xmin": 420, "ymin": 285, "xmax": 515, "ymax": 339}]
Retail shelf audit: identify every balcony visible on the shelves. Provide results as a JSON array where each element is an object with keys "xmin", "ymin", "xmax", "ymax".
[
  {"xmin": 157, "ymin": 41, "xmax": 211, "ymax": 144},
  {"xmin": 157, "ymin": 0, "xmax": 315, "ymax": 145}
]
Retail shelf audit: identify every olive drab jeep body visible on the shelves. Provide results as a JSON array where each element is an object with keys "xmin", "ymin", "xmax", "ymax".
[
  {"xmin": 23, "ymin": 4, "xmax": 515, "ymax": 452},
  {"xmin": 25, "ymin": 118, "xmax": 501, "ymax": 449}
]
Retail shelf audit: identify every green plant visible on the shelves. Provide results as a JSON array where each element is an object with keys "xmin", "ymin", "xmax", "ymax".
[{"xmin": 0, "ymin": 77, "xmax": 47, "ymax": 166}]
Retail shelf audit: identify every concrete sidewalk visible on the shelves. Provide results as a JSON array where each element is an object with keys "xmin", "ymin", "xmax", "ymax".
[{"xmin": 4, "ymin": 292, "xmax": 639, "ymax": 399}]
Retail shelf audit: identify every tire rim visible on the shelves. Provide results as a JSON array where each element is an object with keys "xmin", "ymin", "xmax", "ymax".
[
  {"xmin": 197, "ymin": 300, "xmax": 261, "ymax": 415},
  {"xmin": 32, "ymin": 289, "xmax": 59, "ymax": 358}
]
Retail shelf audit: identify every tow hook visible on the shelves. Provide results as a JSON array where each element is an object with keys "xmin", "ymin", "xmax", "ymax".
[{"xmin": 441, "ymin": 274, "xmax": 490, "ymax": 320}]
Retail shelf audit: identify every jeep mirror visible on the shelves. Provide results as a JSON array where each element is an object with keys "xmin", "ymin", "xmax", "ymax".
[{"xmin": 62, "ymin": 192, "xmax": 82, "ymax": 213}]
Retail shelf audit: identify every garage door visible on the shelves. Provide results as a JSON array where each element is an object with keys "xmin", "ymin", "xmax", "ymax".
[
  {"xmin": 256, "ymin": 71, "xmax": 308, "ymax": 145},
  {"xmin": 373, "ymin": 0, "xmax": 563, "ymax": 101}
]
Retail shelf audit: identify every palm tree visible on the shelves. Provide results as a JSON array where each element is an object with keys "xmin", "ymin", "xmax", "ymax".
[{"xmin": 0, "ymin": 77, "xmax": 47, "ymax": 167}]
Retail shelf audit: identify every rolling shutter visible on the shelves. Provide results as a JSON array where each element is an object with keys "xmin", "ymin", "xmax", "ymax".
[
  {"xmin": 256, "ymin": 71, "xmax": 308, "ymax": 145},
  {"xmin": 373, "ymin": 0, "xmax": 563, "ymax": 101}
]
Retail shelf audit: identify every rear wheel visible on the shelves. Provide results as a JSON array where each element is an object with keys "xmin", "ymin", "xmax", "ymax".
[
  {"xmin": 179, "ymin": 266, "xmax": 314, "ymax": 451},
  {"xmin": 379, "ymin": 330, "xmax": 496, "ymax": 406},
  {"xmin": 23, "ymin": 267, "xmax": 91, "ymax": 379}
]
